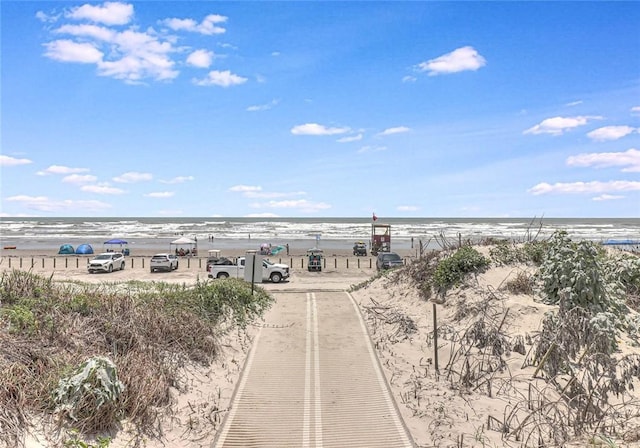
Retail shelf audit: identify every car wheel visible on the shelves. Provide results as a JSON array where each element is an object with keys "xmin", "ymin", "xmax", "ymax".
[
  {"xmin": 217, "ymin": 272, "xmax": 229, "ymax": 279},
  {"xmin": 270, "ymin": 272, "xmax": 282, "ymax": 283},
  {"xmin": 108, "ymin": 264, "xmax": 113, "ymax": 273},
  {"xmin": 175, "ymin": 262, "xmax": 179, "ymax": 270},
  {"xmin": 121, "ymin": 262, "xmax": 125, "ymax": 270},
  {"xmin": 150, "ymin": 268, "xmax": 154, "ymax": 273}
]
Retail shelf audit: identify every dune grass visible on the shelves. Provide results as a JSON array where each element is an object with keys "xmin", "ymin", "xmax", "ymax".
[{"xmin": 0, "ymin": 270, "xmax": 274, "ymax": 446}]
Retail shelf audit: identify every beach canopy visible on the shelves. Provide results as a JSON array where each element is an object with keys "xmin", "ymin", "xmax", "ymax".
[
  {"xmin": 171, "ymin": 236, "xmax": 196, "ymax": 245},
  {"xmin": 170, "ymin": 236, "xmax": 197, "ymax": 256},
  {"xmin": 58, "ymin": 244, "xmax": 75, "ymax": 255},
  {"xmin": 75, "ymin": 244, "xmax": 94, "ymax": 255},
  {"xmin": 104, "ymin": 238, "xmax": 128, "ymax": 245}
]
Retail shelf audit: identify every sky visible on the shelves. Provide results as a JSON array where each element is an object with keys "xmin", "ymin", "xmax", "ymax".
[{"xmin": 1, "ymin": 1, "xmax": 639, "ymax": 219}]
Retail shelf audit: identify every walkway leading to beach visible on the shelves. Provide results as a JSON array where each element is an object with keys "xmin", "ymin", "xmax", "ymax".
[{"xmin": 213, "ymin": 290, "xmax": 415, "ymax": 448}]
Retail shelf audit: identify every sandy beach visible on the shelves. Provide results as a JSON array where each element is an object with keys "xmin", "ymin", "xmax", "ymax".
[{"xmin": 3, "ymin": 240, "xmax": 640, "ymax": 447}]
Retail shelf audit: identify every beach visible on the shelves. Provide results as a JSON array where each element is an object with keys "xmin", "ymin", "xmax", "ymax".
[{"xmin": 3, "ymin": 232, "xmax": 640, "ymax": 447}]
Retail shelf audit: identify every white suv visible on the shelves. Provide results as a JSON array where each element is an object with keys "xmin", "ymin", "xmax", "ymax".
[
  {"xmin": 88, "ymin": 252, "xmax": 126, "ymax": 273},
  {"xmin": 150, "ymin": 253, "xmax": 179, "ymax": 272}
]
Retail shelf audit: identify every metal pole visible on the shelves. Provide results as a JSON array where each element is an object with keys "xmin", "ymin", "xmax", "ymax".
[{"xmin": 251, "ymin": 256, "xmax": 256, "ymax": 295}]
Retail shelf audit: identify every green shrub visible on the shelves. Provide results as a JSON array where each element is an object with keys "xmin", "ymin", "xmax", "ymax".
[
  {"xmin": 1, "ymin": 304, "xmax": 38, "ymax": 335},
  {"xmin": 433, "ymin": 245, "xmax": 489, "ymax": 290}
]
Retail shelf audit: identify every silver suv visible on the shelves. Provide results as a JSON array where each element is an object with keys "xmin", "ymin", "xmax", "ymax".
[
  {"xmin": 376, "ymin": 252, "xmax": 403, "ymax": 271},
  {"xmin": 88, "ymin": 252, "xmax": 125, "ymax": 273}
]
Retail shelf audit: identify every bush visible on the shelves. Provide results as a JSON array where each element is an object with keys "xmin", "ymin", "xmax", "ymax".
[
  {"xmin": 537, "ymin": 231, "xmax": 612, "ymax": 312},
  {"xmin": 433, "ymin": 245, "xmax": 489, "ymax": 290},
  {"xmin": 52, "ymin": 356, "xmax": 125, "ymax": 432}
]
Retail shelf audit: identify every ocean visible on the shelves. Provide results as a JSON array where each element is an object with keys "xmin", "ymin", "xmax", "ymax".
[{"xmin": 1, "ymin": 217, "xmax": 638, "ymax": 253}]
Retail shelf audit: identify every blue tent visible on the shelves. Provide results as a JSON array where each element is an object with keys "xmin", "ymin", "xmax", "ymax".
[
  {"xmin": 58, "ymin": 244, "xmax": 75, "ymax": 255},
  {"xmin": 75, "ymin": 244, "xmax": 94, "ymax": 255},
  {"xmin": 104, "ymin": 239, "xmax": 128, "ymax": 245}
]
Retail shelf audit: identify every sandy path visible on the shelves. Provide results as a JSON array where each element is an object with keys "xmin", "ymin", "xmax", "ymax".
[{"xmin": 213, "ymin": 290, "xmax": 414, "ymax": 448}]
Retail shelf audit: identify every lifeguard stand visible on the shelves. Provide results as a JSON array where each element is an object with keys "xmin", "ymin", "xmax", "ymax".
[{"xmin": 371, "ymin": 223, "xmax": 391, "ymax": 255}]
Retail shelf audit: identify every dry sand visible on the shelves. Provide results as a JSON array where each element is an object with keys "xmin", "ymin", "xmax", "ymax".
[{"xmin": 3, "ymin": 245, "xmax": 640, "ymax": 447}]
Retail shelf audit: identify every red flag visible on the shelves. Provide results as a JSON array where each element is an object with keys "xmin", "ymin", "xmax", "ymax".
[{"xmin": 372, "ymin": 212, "xmax": 378, "ymax": 222}]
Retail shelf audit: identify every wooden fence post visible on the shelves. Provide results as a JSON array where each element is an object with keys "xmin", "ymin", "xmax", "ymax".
[{"xmin": 433, "ymin": 302, "xmax": 439, "ymax": 372}]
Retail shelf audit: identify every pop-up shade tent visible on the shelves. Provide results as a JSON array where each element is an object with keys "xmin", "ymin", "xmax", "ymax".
[
  {"xmin": 58, "ymin": 244, "xmax": 75, "ymax": 255},
  {"xmin": 170, "ymin": 236, "xmax": 197, "ymax": 256},
  {"xmin": 75, "ymin": 244, "xmax": 94, "ymax": 255},
  {"xmin": 104, "ymin": 238, "xmax": 129, "ymax": 255}
]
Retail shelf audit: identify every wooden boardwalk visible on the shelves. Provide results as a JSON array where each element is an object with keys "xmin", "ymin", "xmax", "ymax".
[{"xmin": 213, "ymin": 291, "xmax": 415, "ymax": 448}]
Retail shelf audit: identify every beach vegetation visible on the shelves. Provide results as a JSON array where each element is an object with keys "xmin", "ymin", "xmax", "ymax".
[
  {"xmin": 432, "ymin": 245, "xmax": 490, "ymax": 291},
  {"xmin": 368, "ymin": 234, "xmax": 640, "ymax": 446},
  {"xmin": 488, "ymin": 239, "xmax": 549, "ymax": 266},
  {"xmin": 0, "ymin": 270, "xmax": 274, "ymax": 446}
]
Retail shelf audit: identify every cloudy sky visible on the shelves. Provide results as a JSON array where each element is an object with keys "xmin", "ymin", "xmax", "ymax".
[{"xmin": 1, "ymin": 1, "xmax": 639, "ymax": 218}]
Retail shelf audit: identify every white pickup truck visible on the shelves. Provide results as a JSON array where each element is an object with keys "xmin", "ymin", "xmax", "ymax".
[{"xmin": 207, "ymin": 257, "xmax": 290, "ymax": 283}]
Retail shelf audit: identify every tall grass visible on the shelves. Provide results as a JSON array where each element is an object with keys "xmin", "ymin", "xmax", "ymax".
[{"xmin": 0, "ymin": 270, "xmax": 274, "ymax": 446}]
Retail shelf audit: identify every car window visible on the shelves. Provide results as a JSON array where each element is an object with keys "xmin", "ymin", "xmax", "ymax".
[{"xmin": 95, "ymin": 254, "xmax": 111, "ymax": 260}]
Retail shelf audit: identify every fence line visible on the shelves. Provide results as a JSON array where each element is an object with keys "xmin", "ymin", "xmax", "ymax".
[{"xmin": 0, "ymin": 256, "xmax": 395, "ymax": 271}]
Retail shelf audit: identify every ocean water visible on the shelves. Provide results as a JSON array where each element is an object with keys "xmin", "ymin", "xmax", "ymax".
[{"xmin": 1, "ymin": 217, "xmax": 638, "ymax": 253}]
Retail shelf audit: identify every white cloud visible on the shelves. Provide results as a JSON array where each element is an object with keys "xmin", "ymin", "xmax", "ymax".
[
  {"xmin": 186, "ymin": 49, "xmax": 214, "ymax": 68},
  {"xmin": 587, "ymin": 125, "xmax": 637, "ymax": 141},
  {"xmin": 43, "ymin": 39, "xmax": 104, "ymax": 63},
  {"xmin": 566, "ymin": 148, "xmax": 640, "ymax": 173},
  {"xmin": 528, "ymin": 180, "xmax": 640, "ymax": 195},
  {"xmin": 66, "ymin": 2, "xmax": 134, "ymax": 26},
  {"xmin": 62, "ymin": 174, "xmax": 97, "ymax": 184},
  {"xmin": 46, "ymin": 25, "xmax": 179, "ymax": 82},
  {"xmin": 397, "ymin": 205, "xmax": 419, "ymax": 212},
  {"xmin": 37, "ymin": 165, "xmax": 90, "ymax": 175},
  {"xmin": 193, "ymin": 70, "xmax": 247, "ymax": 87},
  {"xmin": 81, "ymin": 184, "xmax": 126, "ymax": 194},
  {"xmin": 417, "ymin": 46, "xmax": 486, "ymax": 76},
  {"xmin": 291, "ymin": 123, "xmax": 350, "ymax": 136},
  {"xmin": 55, "ymin": 24, "xmax": 116, "ymax": 41},
  {"xmin": 523, "ymin": 115, "xmax": 601, "ymax": 136},
  {"xmin": 6, "ymin": 195, "xmax": 111, "ymax": 212},
  {"xmin": 402, "ymin": 75, "xmax": 417, "ymax": 83},
  {"xmin": 160, "ymin": 176, "xmax": 194, "ymax": 184},
  {"xmin": 565, "ymin": 100, "xmax": 583, "ymax": 107},
  {"xmin": 378, "ymin": 126, "xmax": 410, "ymax": 136},
  {"xmin": 144, "ymin": 191, "xmax": 175, "ymax": 198},
  {"xmin": 246, "ymin": 99, "xmax": 279, "ymax": 112},
  {"xmin": 112, "ymin": 171, "xmax": 152, "ymax": 183},
  {"xmin": 337, "ymin": 134, "xmax": 363, "ymax": 143},
  {"xmin": 0, "ymin": 155, "xmax": 33, "ymax": 166},
  {"xmin": 593, "ymin": 194, "xmax": 624, "ymax": 201},
  {"xmin": 161, "ymin": 14, "xmax": 227, "ymax": 35},
  {"xmin": 632, "ymin": 106, "xmax": 640, "ymax": 115}
]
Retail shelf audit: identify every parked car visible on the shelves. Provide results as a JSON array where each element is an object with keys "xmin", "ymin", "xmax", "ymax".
[
  {"xmin": 150, "ymin": 253, "xmax": 179, "ymax": 272},
  {"xmin": 88, "ymin": 252, "xmax": 125, "ymax": 273},
  {"xmin": 376, "ymin": 252, "xmax": 404, "ymax": 271},
  {"xmin": 207, "ymin": 256, "xmax": 290, "ymax": 283},
  {"xmin": 353, "ymin": 241, "xmax": 367, "ymax": 256}
]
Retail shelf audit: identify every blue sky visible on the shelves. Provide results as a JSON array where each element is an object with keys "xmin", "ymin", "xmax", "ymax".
[{"xmin": 1, "ymin": 1, "xmax": 639, "ymax": 218}]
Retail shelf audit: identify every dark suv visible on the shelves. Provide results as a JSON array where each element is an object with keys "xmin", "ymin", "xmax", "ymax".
[
  {"xmin": 376, "ymin": 252, "xmax": 403, "ymax": 271},
  {"xmin": 353, "ymin": 242, "xmax": 367, "ymax": 256}
]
